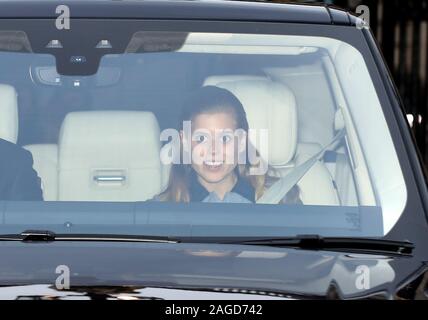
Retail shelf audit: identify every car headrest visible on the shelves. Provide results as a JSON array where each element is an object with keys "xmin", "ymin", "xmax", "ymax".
[
  {"xmin": 213, "ymin": 79, "xmax": 298, "ymax": 167},
  {"xmin": 58, "ymin": 111, "xmax": 162, "ymax": 201},
  {"xmin": 0, "ymin": 84, "xmax": 18, "ymax": 143}
]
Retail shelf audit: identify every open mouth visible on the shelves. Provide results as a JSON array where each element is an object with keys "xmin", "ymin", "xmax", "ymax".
[{"xmin": 203, "ymin": 161, "xmax": 224, "ymax": 171}]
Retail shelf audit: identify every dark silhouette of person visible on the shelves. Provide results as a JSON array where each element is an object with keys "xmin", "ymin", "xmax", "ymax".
[{"xmin": 0, "ymin": 138, "xmax": 43, "ymax": 201}]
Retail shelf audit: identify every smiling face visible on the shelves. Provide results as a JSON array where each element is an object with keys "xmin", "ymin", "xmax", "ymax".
[{"xmin": 183, "ymin": 111, "xmax": 246, "ymax": 191}]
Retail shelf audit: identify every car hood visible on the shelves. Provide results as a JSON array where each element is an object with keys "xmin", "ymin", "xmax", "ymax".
[{"xmin": 0, "ymin": 241, "xmax": 426, "ymax": 300}]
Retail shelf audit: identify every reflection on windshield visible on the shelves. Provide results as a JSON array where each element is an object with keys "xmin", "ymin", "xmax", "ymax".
[{"xmin": 0, "ymin": 31, "xmax": 406, "ymax": 236}]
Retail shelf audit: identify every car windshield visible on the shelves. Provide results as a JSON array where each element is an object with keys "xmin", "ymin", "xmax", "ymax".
[{"xmin": 0, "ymin": 19, "xmax": 407, "ymax": 239}]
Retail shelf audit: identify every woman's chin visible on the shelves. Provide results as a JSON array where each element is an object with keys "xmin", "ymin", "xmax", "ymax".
[
  {"xmin": 198, "ymin": 167, "xmax": 235, "ymax": 184},
  {"xmin": 199, "ymin": 173, "xmax": 227, "ymax": 184},
  {"xmin": 193, "ymin": 164, "xmax": 236, "ymax": 185}
]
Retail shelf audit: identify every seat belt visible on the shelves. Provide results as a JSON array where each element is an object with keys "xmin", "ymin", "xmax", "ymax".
[{"xmin": 256, "ymin": 128, "xmax": 346, "ymax": 204}]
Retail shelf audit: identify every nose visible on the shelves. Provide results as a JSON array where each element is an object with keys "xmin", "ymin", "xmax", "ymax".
[{"xmin": 210, "ymin": 138, "xmax": 223, "ymax": 161}]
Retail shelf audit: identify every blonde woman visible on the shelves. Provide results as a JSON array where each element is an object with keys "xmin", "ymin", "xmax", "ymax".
[{"xmin": 157, "ymin": 86, "xmax": 300, "ymax": 204}]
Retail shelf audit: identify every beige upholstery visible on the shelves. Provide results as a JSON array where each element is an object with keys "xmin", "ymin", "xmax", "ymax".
[
  {"xmin": 293, "ymin": 143, "xmax": 340, "ymax": 205},
  {"xmin": 24, "ymin": 144, "xmax": 58, "ymax": 201},
  {"xmin": 215, "ymin": 80, "xmax": 298, "ymax": 167},
  {"xmin": 0, "ymin": 84, "xmax": 18, "ymax": 143},
  {"xmin": 58, "ymin": 111, "xmax": 163, "ymax": 201}
]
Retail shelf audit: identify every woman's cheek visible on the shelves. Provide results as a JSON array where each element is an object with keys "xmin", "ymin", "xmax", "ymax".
[
  {"xmin": 224, "ymin": 142, "xmax": 237, "ymax": 164},
  {"xmin": 191, "ymin": 143, "xmax": 206, "ymax": 165}
]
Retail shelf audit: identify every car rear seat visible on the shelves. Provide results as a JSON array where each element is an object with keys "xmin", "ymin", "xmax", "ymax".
[
  {"xmin": 24, "ymin": 110, "xmax": 164, "ymax": 202},
  {"xmin": 57, "ymin": 111, "xmax": 163, "ymax": 201}
]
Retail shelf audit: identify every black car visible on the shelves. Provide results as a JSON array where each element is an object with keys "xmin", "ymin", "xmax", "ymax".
[{"xmin": 0, "ymin": 0, "xmax": 427, "ymax": 300}]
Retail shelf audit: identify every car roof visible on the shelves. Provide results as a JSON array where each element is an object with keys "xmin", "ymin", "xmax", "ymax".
[{"xmin": 0, "ymin": 0, "xmax": 355, "ymax": 25}]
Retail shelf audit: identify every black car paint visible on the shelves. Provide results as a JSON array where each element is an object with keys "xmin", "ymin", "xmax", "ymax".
[
  {"xmin": 0, "ymin": 0, "xmax": 345, "ymax": 25},
  {"xmin": 0, "ymin": 241, "xmax": 424, "ymax": 300},
  {"xmin": 0, "ymin": 0, "xmax": 426, "ymax": 299}
]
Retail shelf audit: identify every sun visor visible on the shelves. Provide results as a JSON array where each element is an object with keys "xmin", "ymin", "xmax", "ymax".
[{"xmin": 126, "ymin": 32, "xmax": 188, "ymax": 53}]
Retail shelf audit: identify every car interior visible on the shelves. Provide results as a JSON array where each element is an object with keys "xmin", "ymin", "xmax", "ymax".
[
  {"xmin": 0, "ymin": 48, "xmax": 362, "ymax": 207},
  {"xmin": 0, "ymin": 25, "xmax": 412, "ymax": 237}
]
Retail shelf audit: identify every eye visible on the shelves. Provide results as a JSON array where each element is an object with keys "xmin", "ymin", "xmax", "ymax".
[
  {"xmin": 221, "ymin": 134, "xmax": 233, "ymax": 144},
  {"xmin": 194, "ymin": 133, "xmax": 208, "ymax": 143}
]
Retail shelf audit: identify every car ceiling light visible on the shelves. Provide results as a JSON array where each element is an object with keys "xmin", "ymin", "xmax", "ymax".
[
  {"xmin": 96, "ymin": 40, "xmax": 112, "ymax": 49},
  {"xmin": 46, "ymin": 39, "xmax": 63, "ymax": 49}
]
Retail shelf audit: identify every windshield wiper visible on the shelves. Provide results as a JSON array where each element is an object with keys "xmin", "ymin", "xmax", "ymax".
[
  {"xmin": 0, "ymin": 230, "xmax": 179, "ymax": 244},
  {"xmin": 217, "ymin": 235, "xmax": 414, "ymax": 256},
  {"xmin": 0, "ymin": 231, "xmax": 414, "ymax": 256}
]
